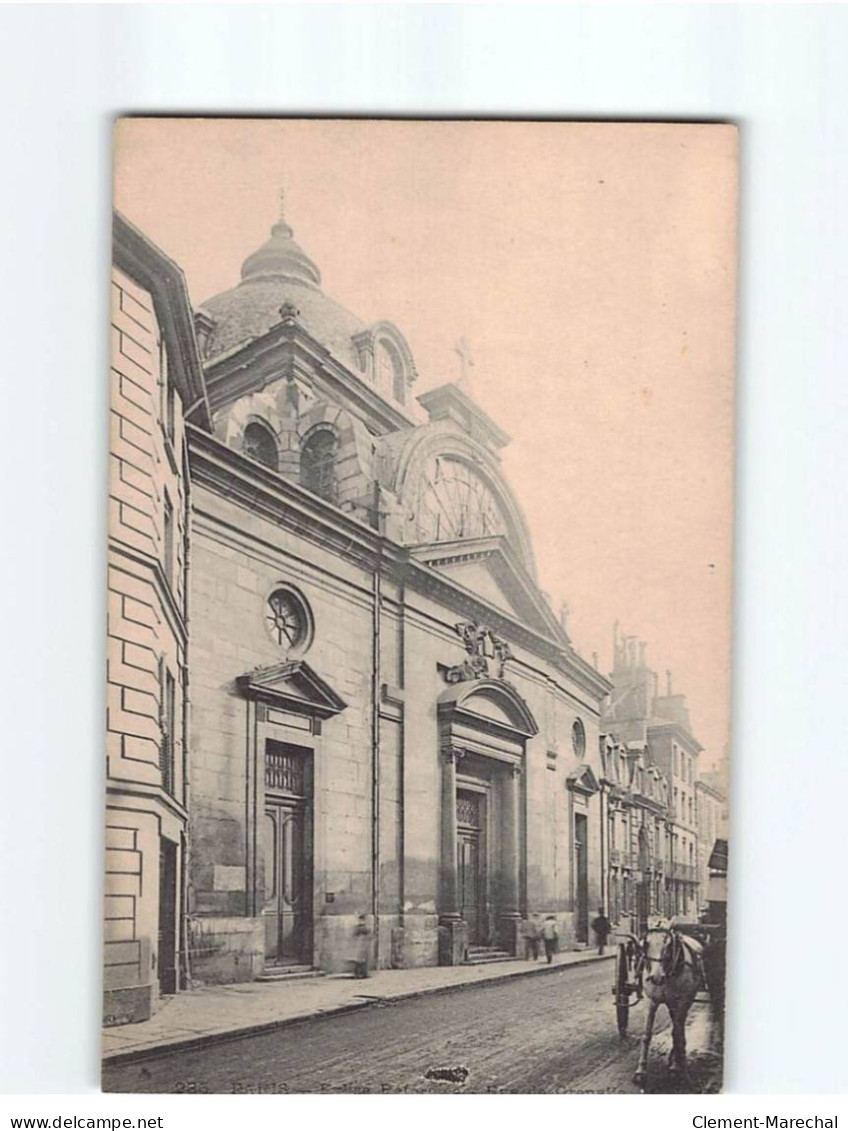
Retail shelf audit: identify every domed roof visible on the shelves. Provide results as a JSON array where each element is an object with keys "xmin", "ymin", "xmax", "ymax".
[{"xmin": 198, "ymin": 207, "xmax": 367, "ymax": 369}]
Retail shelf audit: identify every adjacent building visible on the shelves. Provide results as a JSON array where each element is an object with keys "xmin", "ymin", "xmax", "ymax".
[
  {"xmin": 696, "ymin": 771, "xmax": 728, "ymax": 916},
  {"xmin": 601, "ymin": 627, "xmax": 704, "ymax": 925},
  {"xmin": 104, "ymin": 215, "xmax": 210, "ymax": 1024}
]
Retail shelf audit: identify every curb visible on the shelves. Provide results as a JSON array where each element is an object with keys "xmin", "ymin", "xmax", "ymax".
[{"xmin": 102, "ymin": 952, "xmax": 614, "ymax": 1068}]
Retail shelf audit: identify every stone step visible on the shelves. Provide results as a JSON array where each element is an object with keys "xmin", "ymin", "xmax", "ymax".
[
  {"xmin": 462, "ymin": 948, "xmax": 514, "ymax": 965},
  {"xmin": 255, "ymin": 965, "xmax": 323, "ymax": 983}
]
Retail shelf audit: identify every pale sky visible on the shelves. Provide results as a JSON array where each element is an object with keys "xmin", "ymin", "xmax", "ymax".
[{"xmin": 115, "ymin": 119, "xmax": 737, "ymax": 772}]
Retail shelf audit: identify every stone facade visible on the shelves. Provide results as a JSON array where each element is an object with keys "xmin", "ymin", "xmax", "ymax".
[
  {"xmin": 105, "ymin": 216, "xmax": 208, "ymax": 1024},
  {"xmin": 601, "ymin": 627, "xmax": 704, "ymax": 927}
]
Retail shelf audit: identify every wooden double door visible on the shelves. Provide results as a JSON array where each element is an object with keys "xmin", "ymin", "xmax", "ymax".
[{"xmin": 263, "ymin": 742, "xmax": 312, "ymax": 966}]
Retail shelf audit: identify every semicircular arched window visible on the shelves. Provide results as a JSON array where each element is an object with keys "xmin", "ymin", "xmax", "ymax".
[
  {"xmin": 242, "ymin": 420, "xmax": 278, "ymax": 471},
  {"xmin": 300, "ymin": 428, "xmax": 339, "ymax": 504}
]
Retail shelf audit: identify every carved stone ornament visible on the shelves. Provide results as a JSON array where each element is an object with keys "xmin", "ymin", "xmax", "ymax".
[
  {"xmin": 444, "ymin": 655, "xmax": 490, "ymax": 684},
  {"xmin": 442, "ymin": 746, "xmax": 466, "ymax": 764},
  {"xmin": 445, "ymin": 621, "xmax": 514, "ymax": 682}
]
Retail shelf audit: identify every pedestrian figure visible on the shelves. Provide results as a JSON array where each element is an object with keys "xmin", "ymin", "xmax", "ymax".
[
  {"xmin": 591, "ymin": 907, "xmax": 611, "ymax": 956},
  {"xmin": 524, "ymin": 914, "xmax": 541, "ymax": 961},
  {"xmin": 540, "ymin": 916, "xmax": 558, "ymax": 964},
  {"xmin": 352, "ymin": 913, "xmax": 372, "ymax": 978}
]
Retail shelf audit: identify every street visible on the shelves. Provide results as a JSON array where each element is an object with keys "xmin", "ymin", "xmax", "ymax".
[{"xmin": 104, "ymin": 961, "xmax": 722, "ymax": 1094}]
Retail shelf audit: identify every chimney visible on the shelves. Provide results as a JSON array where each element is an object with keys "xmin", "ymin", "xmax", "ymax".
[
  {"xmin": 639, "ymin": 641, "xmax": 647, "ymax": 667},
  {"xmin": 666, "ymin": 669, "xmax": 673, "ymax": 697}
]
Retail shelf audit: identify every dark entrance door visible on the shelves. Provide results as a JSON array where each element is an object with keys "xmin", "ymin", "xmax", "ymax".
[
  {"xmin": 157, "ymin": 839, "xmax": 178, "ymax": 994},
  {"xmin": 263, "ymin": 742, "xmax": 312, "ymax": 966},
  {"xmin": 456, "ymin": 790, "xmax": 485, "ymax": 945},
  {"xmin": 574, "ymin": 813, "xmax": 589, "ymax": 943}
]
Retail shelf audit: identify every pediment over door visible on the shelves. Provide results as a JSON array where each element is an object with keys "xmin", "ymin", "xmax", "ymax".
[
  {"xmin": 439, "ymin": 678, "xmax": 539, "ymax": 737},
  {"xmin": 566, "ymin": 764, "xmax": 600, "ymax": 796},
  {"xmin": 236, "ymin": 660, "xmax": 347, "ymax": 719}
]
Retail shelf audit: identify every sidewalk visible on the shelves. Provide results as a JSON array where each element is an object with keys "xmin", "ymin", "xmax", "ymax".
[{"xmin": 103, "ymin": 949, "xmax": 613, "ymax": 1065}]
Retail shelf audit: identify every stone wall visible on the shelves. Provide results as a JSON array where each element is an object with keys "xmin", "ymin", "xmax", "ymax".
[{"xmin": 104, "ymin": 266, "xmax": 188, "ymax": 1024}]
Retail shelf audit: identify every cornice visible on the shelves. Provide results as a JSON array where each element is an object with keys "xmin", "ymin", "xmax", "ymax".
[
  {"xmin": 106, "ymin": 779, "xmax": 189, "ymax": 825},
  {"xmin": 112, "ymin": 211, "xmax": 212, "ymax": 431},
  {"xmin": 108, "ymin": 538, "xmax": 189, "ymax": 646},
  {"xmin": 188, "ymin": 423, "xmax": 387, "ymax": 572},
  {"xmin": 647, "ymin": 719, "xmax": 704, "ymax": 754},
  {"xmin": 203, "ymin": 319, "xmax": 417, "ymax": 436},
  {"xmin": 695, "ymin": 779, "xmax": 726, "ymax": 802}
]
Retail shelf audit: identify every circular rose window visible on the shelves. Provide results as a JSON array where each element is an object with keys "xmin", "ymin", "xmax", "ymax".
[
  {"xmin": 265, "ymin": 587, "xmax": 313, "ymax": 653},
  {"xmin": 572, "ymin": 718, "xmax": 586, "ymax": 759}
]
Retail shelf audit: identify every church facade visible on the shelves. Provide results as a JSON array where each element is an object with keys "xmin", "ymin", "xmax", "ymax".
[{"xmin": 105, "ymin": 201, "xmax": 613, "ymax": 1021}]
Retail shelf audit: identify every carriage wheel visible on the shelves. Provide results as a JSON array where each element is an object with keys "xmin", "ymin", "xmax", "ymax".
[{"xmin": 615, "ymin": 943, "xmax": 630, "ymax": 1037}]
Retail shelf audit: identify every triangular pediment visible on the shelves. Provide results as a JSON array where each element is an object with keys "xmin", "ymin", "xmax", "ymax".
[
  {"xmin": 566, "ymin": 764, "xmax": 600, "ymax": 795},
  {"xmin": 410, "ymin": 537, "xmax": 566, "ymax": 642},
  {"xmin": 237, "ymin": 659, "xmax": 347, "ymax": 719},
  {"xmin": 432, "ymin": 557, "xmax": 524, "ymax": 618}
]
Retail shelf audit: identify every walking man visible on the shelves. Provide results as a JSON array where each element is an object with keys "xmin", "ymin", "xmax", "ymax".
[
  {"xmin": 540, "ymin": 916, "xmax": 559, "ymax": 964},
  {"xmin": 591, "ymin": 907, "xmax": 611, "ymax": 956}
]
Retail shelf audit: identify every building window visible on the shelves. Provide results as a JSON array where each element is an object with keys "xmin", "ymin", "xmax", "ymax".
[
  {"xmin": 243, "ymin": 420, "xmax": 278, "ymax": 471},
  {"xmin": 572, "ymin": 718, "xmax": 586, "ymax": 759},
  {"xmin": 265, "ymin": 586, "xmax": 313, "ymax": 653},
  {"xmin": 300, "ymin": 428, "xmax": 338, "ymax": 503},
  {"xmin": 163, "ymin": 491, "xmax": 174, "ymax": 592},
  {"xmin": 673, "ymin": 745, "xmax": 679, "ymax": 775},
  {"xmin": 160, "ymin": 664, "xmax": 176, "ymax": 796}
]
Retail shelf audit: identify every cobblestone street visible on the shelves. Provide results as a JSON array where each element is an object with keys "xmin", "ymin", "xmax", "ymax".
[{"xmin": 104, "ymin": 961, "xmax": 722, "ymax": 1095}]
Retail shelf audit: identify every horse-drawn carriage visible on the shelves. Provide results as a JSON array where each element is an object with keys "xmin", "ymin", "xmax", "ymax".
[{"xmin": 611, "ymin": 918, "xmax": 726, "ymax": 1085}]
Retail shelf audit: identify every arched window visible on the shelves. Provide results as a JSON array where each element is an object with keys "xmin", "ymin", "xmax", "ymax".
[
  {"xmin": 300, "ymin": 428, "xmax": 339, "ymax": 503},
  {"xmin": 571, "ymin": 718, "xmax": 586, "ymax": 759},
  {"xmin": 243, "ymin": 420, "xmax": 278, "ymax": 471},
  {"xmin": 376, "ymin": 339, "xmax": 406, "ymax": 404}
]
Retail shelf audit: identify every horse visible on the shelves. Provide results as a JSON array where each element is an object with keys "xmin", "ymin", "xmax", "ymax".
[{"xmin": 633, "ymin": 927, "xmax": 702, "ymax": 1086}]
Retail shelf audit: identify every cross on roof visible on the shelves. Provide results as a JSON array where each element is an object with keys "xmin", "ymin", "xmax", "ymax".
[{"xmin": 454, "ymin": 336, "xmax": 475, "ymax": 386}]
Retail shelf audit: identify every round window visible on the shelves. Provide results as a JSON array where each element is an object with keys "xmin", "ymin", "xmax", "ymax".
[
  {"xmin": 572, "ymin": 718, "xmax": 586, "ymax": 759},
  {"xmin": 265, "ymin": 587, "xmax": 313, "ymax": 653}
]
